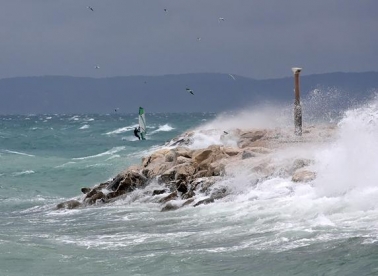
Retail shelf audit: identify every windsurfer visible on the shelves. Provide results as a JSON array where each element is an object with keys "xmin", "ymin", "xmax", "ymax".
[{"xmin": 134, "ymin": 127, "xmax": 141, "ymax": 140}]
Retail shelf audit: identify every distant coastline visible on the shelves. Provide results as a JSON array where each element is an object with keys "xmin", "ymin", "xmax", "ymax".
[{"xmin": 0, "ymin": 71, "xmax": 377, "ymax": 114}]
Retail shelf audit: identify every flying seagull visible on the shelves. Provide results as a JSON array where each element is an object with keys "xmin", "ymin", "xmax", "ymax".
[
  {"xmin": 87, "ymin": 6, "xmax": 94, "ymax": 11},
  {"xmin": 218, "ymin": 17, "xmax": 225, "ymax": 22},
  {"xmin": 197, "ymin": 37, "xmax": 201, "ymax": 41},
  {"xmin": 94, "ymin": 65, "xmax": 100, "ymax": 69},
  {"xmin": 186, "ymin": 88, "xmax": 194, "ymax": 95},
  {"xmin": 164, "ymin": 8, "xmax": 167, "ymax": 12}
]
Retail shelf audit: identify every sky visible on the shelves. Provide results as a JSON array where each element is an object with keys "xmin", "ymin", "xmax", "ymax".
[{"xmin": 0, "ymin": 0, "xmax": 377, "ymax": 80}]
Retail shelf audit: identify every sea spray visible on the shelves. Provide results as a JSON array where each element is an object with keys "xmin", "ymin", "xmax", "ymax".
[{"xmin": 314, "ymin": 102, "xmax": 378, "ymax": 198}]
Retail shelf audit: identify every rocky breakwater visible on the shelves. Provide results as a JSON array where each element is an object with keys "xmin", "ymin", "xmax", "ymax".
[{"xmin": 57, "ymin": 125, "xmax": 336, "ymax": 211}]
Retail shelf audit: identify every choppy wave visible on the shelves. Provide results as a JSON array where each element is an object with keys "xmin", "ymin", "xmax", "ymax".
[
  {"xmin": 3, "ymin": 150, "xmax": 35, "ymax": 157},
  {"xmin": 79, "ymin": 124, "xmax": 90, "ymax": 129},
  {"xmin": 72, "ymin": 146, "xmax": 125, "ymax": 160},
  {"xmin": 149, "ymin": 124, "xmax": 174, "ymax": 134},
  {"xmin": 106, "ymin": 125, "xmax": 137, "ymax": 135},
  {"xmin": 12, "ymin": 170, "xmax": 35, "ymax": 176}
]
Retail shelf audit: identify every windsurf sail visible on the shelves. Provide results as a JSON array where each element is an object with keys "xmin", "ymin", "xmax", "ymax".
[{"xmin": 138, "ymin": 107, "xmax": 147, "ymax": 140}]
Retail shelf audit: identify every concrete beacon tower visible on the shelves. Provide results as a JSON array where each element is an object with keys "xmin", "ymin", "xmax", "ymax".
[{"xmin": 292, "ymin": 67, "xmax": 302, "ymax": 136}]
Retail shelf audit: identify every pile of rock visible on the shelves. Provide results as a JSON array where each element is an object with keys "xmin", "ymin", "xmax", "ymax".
[{"xmin": 57, "ymin": 126, "xmax": 335, "ymax": 211}]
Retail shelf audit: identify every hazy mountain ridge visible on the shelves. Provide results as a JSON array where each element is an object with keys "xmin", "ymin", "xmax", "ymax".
[{"xmin": 0, "ymin": 72, "xmax": 377, "ymax": 114}]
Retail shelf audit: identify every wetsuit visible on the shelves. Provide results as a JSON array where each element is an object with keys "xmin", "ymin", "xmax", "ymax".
[{"xmin": 134, "ymin": 128, "xmax": 141, "ymax": 140}]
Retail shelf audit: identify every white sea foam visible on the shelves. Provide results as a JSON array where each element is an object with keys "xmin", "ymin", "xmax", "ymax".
[
  {"xmin": 106, "ymin": 125, "xmax": 137, "ymax": 135},
  {"xmin": 54, "ymin": 161, "xmax": 77, "ymax": 168},
  {"xmin": 69, "ymin": 116, "xmax": 80, "ymax": 121},
  {"xmin": 3, "ymin": 150, "xmax": 35, "ymax": 157},
  {"xmin": 12, "ymin": 170, "xmax": 35, "ymax": 176},
  {"xmin": 314, "ymin": 102, "xmax": 378, "ymax": 198},
  {"xmin": 149, "ymin": 124, "xmax": 174, "ymax": 134},
  {"xmin": 79, "ymin": 124, "xmax": 90, "ymax": 129},
  {"xmin": 72, "ymin": 146, "xmax": 125, "ymax": 160}
]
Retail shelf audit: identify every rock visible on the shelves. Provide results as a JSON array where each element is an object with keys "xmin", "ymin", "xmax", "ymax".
[
  {"xmin": 194, "ymin": 198, "xmax": 214, "ymax": 207},
  {"xmin": 223, "ymin": 147, "xmax": 240, "ymax": 157},
  {"xmin": 210, "ymin": 187, "xmax": 228, "ymax": 200},
  {"xmin": 106, "ymin": 174, "xmax": 125, "ymax": 191},
  {"xmin": 193, "ymin": 170, "xmax": 208, "ymax": 178},
  {"xmin": 248, "ymin": 147, "xmax": 272, "ymax": 154},
  {"xmin": 292, "ymin": 169, "xmax": 316, "ymax": 183},
  {"xmin": 238, "ymin": 130, "xmax": 267, "ymax": 148},
  {"xmin": 152, "ymin": 189, "xmax": 166, "ymax": 196},
  {"xmin": 292, "ymin": 158, "xmax": 313, "ymax": 171},
  {"xmin": 141, "ymin": 149, "xmax": 170, "ymax": 168},
  {"xmin": 160, "ymin": 163, "xmax": 196, "ymax": 184},
  {"xmin": 175, "ymin": 163, "xmax": 196, "ymax": 180},
  {"xmin": 56, "ymin": 199, "xmax": 81, "ymax": 209},
  {"xmin": 194, "ymin": 146, "xmax": 229, "ymax": 173},
  {"xmin": 241, "ymin": 150, "xmax": 255, "ymax": 159},
  {"xmin": 159, "ymin": 191, "xmax": 178, "ymax": 203},
  {"xmin": 81, "ymin": 187, "xmax": 91, "ymax": 194},
  {"xmin": 160, "ymin": 169, "xmax": 176, "ymax": 183},
  {"xmin": 83, "ymin": 188, "xmax": 98, "ymax": 200},
  {"xmin": 192, "ymin": 177, "xmax": 220, "ymax": 194},
  {"xmin": 165, "ymin": 150, "xmax": 177, "ymax": 162},
  {"xmin": 177, "ymin": 182, "xmax": 188, "ymax": 194},
  {"xmin": 161, "ymin": 203, "xmax": 180, "ymax": 212},
  {"xmin": 208, "ymin": 161, "xmax": 226, "ymax": 176},
  {"xmin": 176, "ymin": 156, "xmax": 192, "ymax": 164},
  {"xmin": 182, "ymin": 198, "xmax": 195, "ymax": 206},
  {"xmin": 193, "ymin": 149, "xmax": 213, "ymax": 164},
  {"xmin": 175, "ymin": 147, "xmax": 193, "ymax": 158},
  {"xmin": 88, "ymin": 191, "xmax": 105, "ymax": 204},
  {"xmin": 143, "ymin": 162, "xmax": 171, "ymax": 179},
  {"xmin": 182, "ymin": 190, "xmax": 195, "ymax": 200}
]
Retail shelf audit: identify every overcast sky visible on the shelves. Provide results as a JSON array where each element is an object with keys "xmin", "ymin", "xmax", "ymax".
[{"xmin": 1, "ymin": 0, "xmax": 377, "ymax": 79}]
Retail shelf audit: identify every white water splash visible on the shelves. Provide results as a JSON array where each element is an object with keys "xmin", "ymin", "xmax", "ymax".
[
  {"xmin": 314, "ymin": 102, "xmax": 378, "ymax": 198},
  {"xmin": 72, "ymin": 146, "xmax": 125, "ymax": 160},
  {"xmin": 79, "ymin": 124, "xmax": 90, "ymax": 129},
  {"xmin": 105, "ymin": 125, "xmax": 138, "ymax": 135}
]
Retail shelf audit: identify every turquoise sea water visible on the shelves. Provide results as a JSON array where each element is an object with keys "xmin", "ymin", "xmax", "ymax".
[{"xmin": 1, "ymin": 108, "xmax": 378, "ymax": 276}]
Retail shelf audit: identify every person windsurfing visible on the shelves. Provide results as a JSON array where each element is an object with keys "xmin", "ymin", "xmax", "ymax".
[{"xmin": 134, "ymin": 127, "xmax": 141, "ymax": 140}]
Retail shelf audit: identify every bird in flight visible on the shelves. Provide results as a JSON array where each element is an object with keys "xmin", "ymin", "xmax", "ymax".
[
  {"xmin": 218, "ymin": 17, "xmax": 225, "ymax": 22},
  {"xmin": 186, "ymin": 88, "xmax": 194, "ymax": 95},
  {"xmin": 87, "ymin": 6, "xmax": 94, "ymax": 11},
  {"xmin": 94, "ymin": 65, "xmax": 100, "ymax": 69},
  {"xmin": 197, "ymin": 37, "xmax": 201, "ymax": 41},
  {"xmin": 164, "ymin": 8, "xmax": 167, "ymax": 12}
]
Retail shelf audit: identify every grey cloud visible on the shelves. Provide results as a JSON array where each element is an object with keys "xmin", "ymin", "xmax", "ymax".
[{"xmin": 0, "ymin": 0, "xmax": 377, "ymax": 79}]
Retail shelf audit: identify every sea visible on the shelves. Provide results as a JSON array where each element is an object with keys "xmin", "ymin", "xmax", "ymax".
[{"xmin": 1, "ymin": 99, "xmax": 378, "ymax": 276}]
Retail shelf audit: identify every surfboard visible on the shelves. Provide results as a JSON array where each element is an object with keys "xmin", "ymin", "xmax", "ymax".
[{"xmin": 138, "ymin": 107, "xmax": 147, "ymax": 140}]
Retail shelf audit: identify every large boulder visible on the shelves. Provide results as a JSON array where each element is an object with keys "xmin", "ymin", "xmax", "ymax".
[
  {"xmin": 142, "ymin": 149, "xmax": 171, "ymax": 168},
  {"xmin": 161, "ymin": 202, "xmax": 180, "ymax": 212},
  {"xmin": 143, "ymin": 162, "xmax": 172, "ymax": 179},
  {"xmin": 192, "ymin": 149, "xmax": 213, "ymax": 164},
  {"xmin": 160, "ymin": 163, "xmax": 197, "ymax": 184},
  {"xmin": 194, "ymin": 198, "xmax": 214, "ymax": 207},
  {"xmin": 292, "ymin": 169, "xmax": 316, "ymax": 183},
  {"xmin": 238, "ymin": 130, "xmax": 268, "ymax": 148},
  {"xmin": 56, "ymin": 199, "xmax": 81, "ymax": 209},
  {"xmin": 159, "ymin": 191, "xmax": 178, "ymax": 203}
]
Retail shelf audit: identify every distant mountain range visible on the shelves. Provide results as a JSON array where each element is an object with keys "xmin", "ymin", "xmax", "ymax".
[{"xmin": 0, "ymin": 72, "xmax": 377, "ymax": 114}]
